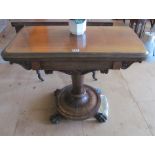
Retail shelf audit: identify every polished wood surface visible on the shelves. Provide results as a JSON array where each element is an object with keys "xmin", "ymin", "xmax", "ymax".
[{"xmin": 6, "ymin": 26, "xmax": 146, "ymax": 56}]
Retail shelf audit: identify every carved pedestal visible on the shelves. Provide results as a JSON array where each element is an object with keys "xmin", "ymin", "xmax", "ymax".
[{"xmin": 50, "ymin": 73, "xmax": 108, "ymax": 123}]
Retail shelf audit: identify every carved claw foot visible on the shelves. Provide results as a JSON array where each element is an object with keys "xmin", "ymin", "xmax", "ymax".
[
  {"xmin": 50, "ymin": 113, "xmax": 63, "ymax": 124},
  {"xmin": 92, "ymin": 71, "xmax": 97, "ymax": 81},
  {"xmin": 95, "ymin": 112, "xmax": 107, "ymax": 123}
]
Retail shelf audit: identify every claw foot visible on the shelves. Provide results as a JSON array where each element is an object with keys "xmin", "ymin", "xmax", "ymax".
[
  {"xmin": 50, "ymin": 114, "xmax": 62, "ymax": 124},
  {"xmin": 95, "ymin": 112, "xmax": 107, "ymax": 123}
]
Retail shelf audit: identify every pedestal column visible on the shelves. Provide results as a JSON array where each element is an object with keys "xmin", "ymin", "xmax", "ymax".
[{"xmin": 71, "ymin": 73, "xmax": 84, "ymax": 95}]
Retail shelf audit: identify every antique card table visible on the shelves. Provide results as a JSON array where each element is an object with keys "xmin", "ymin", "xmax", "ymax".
[
  {"xmin": 10, "ymin": 19, "xmax": 113, "ymax": 81},
  {"xmin": 2, "ymin": 26, "xmax": 147, "ymax": 123}
]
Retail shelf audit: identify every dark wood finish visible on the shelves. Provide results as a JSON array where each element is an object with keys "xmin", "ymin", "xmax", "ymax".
[
  {"xmin": 71, "ymin": 73, "xmax": 84, "ymax": 94},
  {"xmin": 2, "ymin": 26, "xmax": 147, "ymax": 122},
  {"xmin": 55, "ymin": 84, "xmax": 101, "ymax": 120}
]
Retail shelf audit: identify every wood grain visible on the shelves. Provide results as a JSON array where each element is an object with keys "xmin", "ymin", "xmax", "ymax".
[{"xmin": 5, "ymin": 26, "xmax": 146, "ymax": 55}]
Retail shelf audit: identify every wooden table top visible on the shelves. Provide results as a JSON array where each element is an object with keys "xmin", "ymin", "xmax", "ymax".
[{"xmin": 4, "ymin": 26, "xmax": 146, "ymax": 58}]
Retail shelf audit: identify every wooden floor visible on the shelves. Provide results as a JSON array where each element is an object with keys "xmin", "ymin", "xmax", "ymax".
[
  {"xmin": 0, "ymin": 62, "xmax": 155, "ymax": 136},
  {"xmin": 0, "ymin": 20, "xmax": 155, "ymax": 136}
]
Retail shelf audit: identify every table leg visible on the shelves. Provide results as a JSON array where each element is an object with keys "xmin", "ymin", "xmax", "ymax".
[
  {"xmin": 36, "ymin": 70, "xmax": 44, "ymax": 81},
  {"xmin": 50, "ymin": 73, "xmax": 108, "ymax": 123},
  {"xmin": 92, "ymin": 71, "xmax": 97, "ymax": 80}
]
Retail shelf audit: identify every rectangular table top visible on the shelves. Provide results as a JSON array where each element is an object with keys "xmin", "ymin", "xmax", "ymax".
[{"xmin": 4, "ymin": 26, "xmax": 146, "ymax": 58}]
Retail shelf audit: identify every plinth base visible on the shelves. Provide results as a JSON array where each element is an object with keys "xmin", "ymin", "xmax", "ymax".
[
  {"xmin": 50, "ymin": 85, "xmax": 109, "ymax": 123},
  {"xmin": 56, "ymin": 85, "xmax": 101, "ymax": 120}
]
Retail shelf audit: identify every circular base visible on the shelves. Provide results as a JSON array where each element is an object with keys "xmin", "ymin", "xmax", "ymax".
[{"xmin": 55, "ymin": 85, "xmax": 101, "ymax": 120}]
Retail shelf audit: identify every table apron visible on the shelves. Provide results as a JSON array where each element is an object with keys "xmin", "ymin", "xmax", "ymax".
[{"xmin": 14, "ymin": 60, "xmax": 137, "ymax": 73}]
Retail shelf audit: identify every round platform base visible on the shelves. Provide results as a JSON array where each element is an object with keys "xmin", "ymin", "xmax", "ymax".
[{"xmin": 55, "ymin": 85, "xmax": 101, "ymax": 120}]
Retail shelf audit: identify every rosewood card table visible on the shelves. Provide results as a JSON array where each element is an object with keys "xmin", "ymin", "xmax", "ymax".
[
  {"xmin": 2, "ymin": 26, "xmax": 147, "ymax": 123},
  {"xmin": 10, "ymin": 19, "xmax": 113, "ymax": 81}
]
